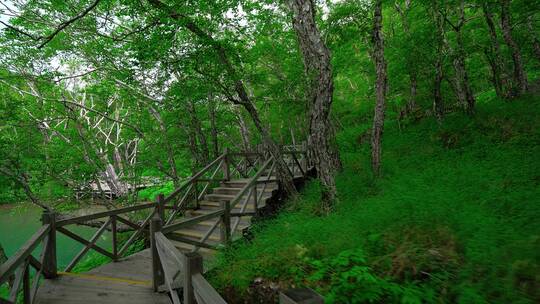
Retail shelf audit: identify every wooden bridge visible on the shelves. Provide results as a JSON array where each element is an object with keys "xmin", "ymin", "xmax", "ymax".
[{"xmin": 0, "ymin": 145, "xmax": 321, "ymax": 304}]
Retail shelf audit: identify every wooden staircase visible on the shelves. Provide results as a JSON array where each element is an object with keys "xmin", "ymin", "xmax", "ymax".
[{"xmin": 1, "ymin": 145, "xmax": 309, "ymax": 304}]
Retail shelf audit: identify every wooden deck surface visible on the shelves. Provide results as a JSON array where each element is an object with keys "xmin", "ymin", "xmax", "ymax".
[{"xmin": 35, "ymin": 250, "xmax": 171, "ymax": 304}]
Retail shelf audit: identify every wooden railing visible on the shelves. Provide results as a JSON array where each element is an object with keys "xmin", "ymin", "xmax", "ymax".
[
  {"xmin": 150, "ymin": 215, "xmax": 227, "ymax": 304},
  {"xmin": 0, "ymin": 144, "xmax": 309, "ymax": 304}
]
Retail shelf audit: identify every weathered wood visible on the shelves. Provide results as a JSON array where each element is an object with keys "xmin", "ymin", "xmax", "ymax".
[
  {"xmin": 166, "ymin": 234, "xmax": 217, "ymax": 251},
  {"xmin": 156, "ymin": 194, "xmax": 165, "ymax": 222},
  {"xmin": 22, "ymin": 263, "xmax": 29, "ymax": 304},
  {"xmin": 183, "ymin": 252, "xmax": 203, "ymax": 304},
  {"xmin": 8, "ymin": 260, "xmax": 28, "ymax": 302},
  {"xmin": 65, "ymin": 217, "xmax": 112, "ymax": 272},
  {"xmin": 220, "ymin": 200, "xmax": 231, "ymax": 243},
  {"xmin": 150, "ymin": 215, "xmax": 164, "ymax": 292},
  {"xmin": 56, "ymin": 227, "xmax": 114, "ymax": 259},
  {"xmin": 162, "ymin": 210, "xmax": 224, "ymax": 234},
  {"xmin": 41, "ymin": 211, "xmax": 57, "ymax": 279},
  {"xmin": 191, "ymin": 273, "xmax": 227, "ymax": 304},
  {"xmin": 0, "ymin": 225, "xmax": 49, "ymax": 285},
  {"xmin": 56, "ymin": 202, "xmax": 155, "ymax": 227},
  {"xmin": 111, "ymin": 215, "xmax": 118, "ymax": 261},
  {"xmin": 279, "ymin": 288, "xmax": 324, "ymax": 304}
]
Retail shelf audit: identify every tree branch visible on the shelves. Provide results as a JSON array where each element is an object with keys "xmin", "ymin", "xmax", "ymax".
[{"xmin": 37, "ymin": 0, "xmax": 102, "ymax": 49}]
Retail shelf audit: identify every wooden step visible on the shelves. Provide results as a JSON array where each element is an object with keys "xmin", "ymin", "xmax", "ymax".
[
  {"xmin": 204, "ymin": 192, "xmax": 272, "ymax": 203},
  {"xmin": 212, "ymin": 187, "xmax": 275, "ymax": 195},
  {"xmin": 170, "ymin": 229, "xmax": 221, "ymax": 242}
]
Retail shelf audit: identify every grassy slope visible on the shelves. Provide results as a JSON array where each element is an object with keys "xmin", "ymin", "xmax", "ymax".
[{"xmin": 209, "ymin": 94, "xmax": 540, "ymax": 303}]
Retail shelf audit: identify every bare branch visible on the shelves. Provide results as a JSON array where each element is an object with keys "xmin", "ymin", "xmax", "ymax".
[{"xmin": 37, "ymin": 0, "xmax": 102, "ymax": 49}]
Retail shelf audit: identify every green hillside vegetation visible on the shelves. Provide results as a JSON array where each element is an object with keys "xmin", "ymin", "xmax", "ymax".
[{"xmin": 209, "ymin": 93, "xmax": 540, "ymax": 303}]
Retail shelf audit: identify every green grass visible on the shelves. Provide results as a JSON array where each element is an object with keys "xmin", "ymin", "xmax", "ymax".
[{"xmin": 209, "ymin": 94, "xmax": 540, "ymax": 303}]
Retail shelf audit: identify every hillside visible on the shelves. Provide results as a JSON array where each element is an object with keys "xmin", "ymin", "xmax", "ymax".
[{"xmin": 209, "ymin": 93, "xmax": 540, "ymax": 303}]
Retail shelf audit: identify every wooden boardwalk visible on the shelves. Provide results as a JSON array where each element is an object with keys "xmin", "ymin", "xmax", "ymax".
[
  {"xmin": 36, "ymin": 250, "xmax": 171, "ymax": 304},
  {"xmin": 1, "ymin": 146, "xmax": 310, "ymax": 304}
]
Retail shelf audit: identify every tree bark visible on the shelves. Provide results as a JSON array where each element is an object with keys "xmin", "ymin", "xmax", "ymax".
[
  {"xmin": 208, "ymin": 96, "xmax": 220, "ymax": 159},
  {"xmin": 482, "ymin": 3, "xmax": 509, "ymax": 98},
  {"xmin": 187, "ymin": 100, "xmax": 210, "ymax": 165},
  {"xmin": 500, "ymin": 0, "xmax": 528, "ymax": 95},
  {"xmin": 287, "ymin": 0, "xmax": 342, "ymax": 206},
  {"xmin": 448, "ymin": 1, "xmax": 475, "ymax": 114},
  {"xmin": 433, "ymin": 5, "xmax": 446, "ymax": 120},
  {"xmin": 370, "ymin": 0, "xmax": 387, "ymax": 177}
]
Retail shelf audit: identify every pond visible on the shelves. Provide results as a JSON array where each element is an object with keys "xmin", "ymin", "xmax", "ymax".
[{"xmin": 0, "ymin": 203, "xmax": 112, "ymax": 270}]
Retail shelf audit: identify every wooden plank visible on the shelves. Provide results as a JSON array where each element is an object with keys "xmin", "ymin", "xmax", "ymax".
[
  {"xmin": 166, "ymin": 234, "xmax": 217, "ymax": 251},
  {"xmin": 162, "ymin": 210, "xmax": 224, "ymax": 234},
  {"xmin": 56, "ymin": 203, "xmax": 155, "ymax": 227},
  {"xmin": 191, "ymin": 273, "xmax": 227, "ymax": 304},
  {"xmin": 56, "ymin": 227, "xmax": 114, "ymax": 259},
  {"xmin": 8, "ymin": 260, "xmax": 28, "ymax": 302},
  {"xmin": 0, "ymin": 225, "xmax": 50, "ymax": 284},
  {"xmin": 35, "ymin": 272, "xmax": 172, "ymax": 304}
]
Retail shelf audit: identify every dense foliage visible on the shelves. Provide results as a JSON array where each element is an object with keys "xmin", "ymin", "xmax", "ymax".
[
  {"xmin": 0, "ymin": 0, "xmax": 539, "ymax": 302},
  {"xmin": 211, "ymin": 95, "xmax": 540, "ymax": 303}
]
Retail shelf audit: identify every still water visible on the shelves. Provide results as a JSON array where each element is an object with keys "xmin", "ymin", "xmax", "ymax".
[{"xmin": 0, "ymin": 203, "xmax": 112, "ymax": 269}]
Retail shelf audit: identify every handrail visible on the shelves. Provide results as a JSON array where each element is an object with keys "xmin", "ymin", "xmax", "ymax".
[
  {"xmin": 163, "ymin": 153, "xmax": 226, "ymax": 204},
  {"xmin": 229, "ymin": 157, "xmax": 274, "ymax": 210},
  {"xmin": 56, "ymin": 202, "xmax": 155, "ymax": 227},
  {"xmin": 0, "ymin": 225, "xmax": 50, "ymax": 284}
]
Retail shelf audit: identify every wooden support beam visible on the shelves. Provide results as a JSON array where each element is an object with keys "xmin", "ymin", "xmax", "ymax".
[
  {"xmin": 41, "ymin": 211, "xmax": 57, "ymax": 279},
  {"xmin": 220, "ymin": 200, "xmax": 231, "ymax": 243},
  {"xmin": 150, "ymin": 215, "xmax": 164, "ymax": 292},
  {"xmin": 183, "ymin": 252, "xmax": 203, "ymax": 304}
]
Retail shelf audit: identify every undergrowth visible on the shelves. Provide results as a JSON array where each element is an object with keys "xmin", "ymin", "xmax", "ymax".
[{"xmin": 209, "ymin": 94, "xmax": 540, "ymax": 303}]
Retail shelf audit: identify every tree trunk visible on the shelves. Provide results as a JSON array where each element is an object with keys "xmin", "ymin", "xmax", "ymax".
[
  {"xmin": 450, "ymin": 1, "xmax": 475, "ymax": 114},
  {"xmin": 149, "ymin": 106, "xmax": 179, "ymax": 186},
  {"xmin": 148, "ymin": 0, "xmax": 297, "ymax": 196},
  {"xmin": 235, "ymin": 108, "xmax": 252, "ymax": 152},
  {"xmin": 370, "ymin": 0, "xmax": 387, "ymax": 177},
  {"xmin": 288, "ymin": 0, "xmax": 342, "ymax": 206},
  {"xmin": 500, "ymin": 0, "xmax": 528, "ymax": 95},
  {"xmin": 208, "ymin": 96, "xmax": 220, "ymax": 159},
  {"xmin": 482, "ymin": 3, "xmax": 508, "ymax": 98},
  {"xmin": 187, "ymin": 101, "xmax": 210, "ymax": 165},
  {"xmin": 433, "ymin": 5, "xmax": 446, "ymax": 120},
  {"xmin": 394, "ymin": 2, "xmax": 417, "ymax": 114}
]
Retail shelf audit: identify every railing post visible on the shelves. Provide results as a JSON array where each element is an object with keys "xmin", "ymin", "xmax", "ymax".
[
  {"xmin": 252, "ymin": 185, "xmax": 258, "ymax": 212},
  {"xmin": 222, "ymin": 148, "xmax": 230, "ymax": 181},
  {"xmin": 23, "ymin": 263, "xmax": 30, "ymax": 304},
  {"xmin": 156, "ymin": 193, "xmax": 165, "ymax": 222},
  {"xmin": 183, "ymin": 252, "xmax": 203, "ymax": 304},
  {"xmin": 150, "ymin": 214, "xmax": 164, "ymax": 292},
  {"xmin": 301, "ymin": 141, "xmax": 308, "ymax": 173},
  {"xmin": 111, "ymin": 215, "xmax": 118, "ymax": 261},
  {"xmin": 220, "ymin": 200, "xmax": 231, "ymax": 243},
  {"xmin": 41, "ymin": 210, "xmax": 57, "ymax": 279}
]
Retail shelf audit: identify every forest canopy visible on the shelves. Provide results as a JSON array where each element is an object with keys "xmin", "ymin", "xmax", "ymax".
[{"xmin": 1, "ymin": 0, "xmax": 539, "ymax": 303}]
